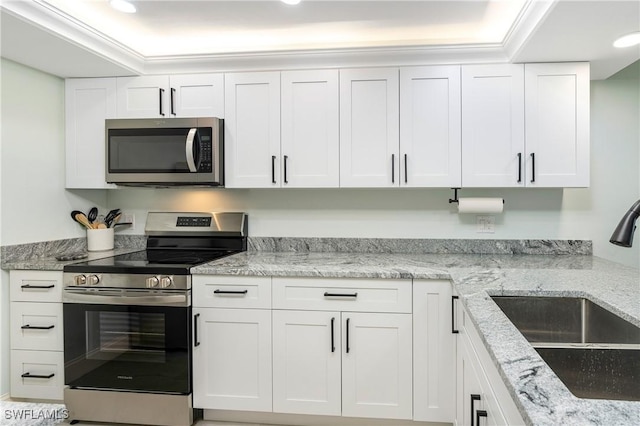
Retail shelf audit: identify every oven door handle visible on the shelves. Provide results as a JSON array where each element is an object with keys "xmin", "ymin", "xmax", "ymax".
[{"xmin": 63, "ymin": 289, "xmax": 190, "ymax": 306}]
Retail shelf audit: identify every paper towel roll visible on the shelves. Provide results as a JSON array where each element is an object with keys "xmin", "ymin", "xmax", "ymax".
[{"xmin": 457, "ymin": 198, "xmax": 504, "ymax": 214}]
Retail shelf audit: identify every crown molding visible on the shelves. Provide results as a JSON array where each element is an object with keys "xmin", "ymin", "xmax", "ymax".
[{"xmin": 2, "ymin": 0, "xmax": 552, "ymax": 77}]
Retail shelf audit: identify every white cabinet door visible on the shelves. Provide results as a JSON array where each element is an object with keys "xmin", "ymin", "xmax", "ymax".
[
  {"xmin": 193, "ymin": 308, "xmax": 272, "ymax": 412},
  {"xmin": 170, "ymin": 74, "xmax": 224, "ymax": 118},
  {"xmin": 65, "ymin": 78, "xmax": 117, "ymax": 189},
  {"xmin": 281, "ymin": 70, "xmax": 340, "ymax": 187},
  {"xmin": 462, "ymin": 64, "xmax": 525, "ymax": 187},
  {"xmin": 341, "ymin": 312, "xmax": 413, "ymax": 420},
  {"xmin": 272, "ymin": 310, "xmax": 341, "ymax": 416},
  {"xmin": 412, "ymin": 280, "xmax": 455, "ymax": 423},
  {"xmin": 340, "ymin": 68, "xmax": 400, "ymax": 187},
  {"xmin": 225, "ymin": 72, "xmax": 281, "ymax": 188},
  {"xmin": 525, "ymin": 62, "xmax": 590, "ymax": 188},
  {"xmin": 400, "ymin": 66, "xmax": 461, "ymax": 187},
  {"xmin": 456, "ymin": 334, "xmax": 486, "ymax": 426},
  {"xmin": 116, "ymin": 75, "xmax": 170, "ymax": 118}
]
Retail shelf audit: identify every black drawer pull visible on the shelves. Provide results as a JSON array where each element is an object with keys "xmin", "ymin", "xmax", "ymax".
[
  {"xmin": 213, "ymin": 289, "xmax": 248, "ymax": 295},
  {"xmin": 271, "ymin": 155, "xmax": 277, "ymax": 184},
  {"xmin": 517, "ymin": 152, "xmax": 522, "ymax": 183},
  {"xmin": 530, "ymin": 152, "xmax": 536, "ymax": 183},
  {"xmin": 476, "ymin": 409, "xmax": 488, "ymax": 426},
  {"xmin": 21, "ymin": 372, "xmax": 54, "ymax": 379},
  {"xmin": 21, "ymin": 284, "xmax": 55, "ymax": 289},
  {"xmin": 346, "ymin": 318, "xmax": 351, "ymax": 354},
  {"xmin": 451, "ymin": 296, "xmax": 459, "ymax": 334},
  {"xmin": 21, "ymin": 324, "xmax": 55, "ymax": 330},
  {"xmin": 324, "ymin": 292, "xmax": 358, "ymax": 298},
  {"xmin": 471, "ymin": 394, "xmax": 481, "ymax": 426}
]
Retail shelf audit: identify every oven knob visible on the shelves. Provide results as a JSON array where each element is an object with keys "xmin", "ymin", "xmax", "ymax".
[
  {"xmin": 87, "ymin": 275, "xmax": 100, "ymax": 286},
  {"xmin": 74, "ymin": 275, "xmax": 87, "ymax": 286},
  {"xmin": 146, "ymin": 276, "xmax": 160, "ymax": 288},
  {"xmin": 159, "ymin": 276, "xmax": 174, "ymax": 288}
]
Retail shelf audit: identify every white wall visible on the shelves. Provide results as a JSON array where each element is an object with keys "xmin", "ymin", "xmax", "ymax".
[{"xmin": 0, "ymin": 59, "xmax": 107, "ymax": 396}]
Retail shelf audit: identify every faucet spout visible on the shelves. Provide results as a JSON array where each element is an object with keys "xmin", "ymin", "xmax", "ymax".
[{"xmin": 610, "ymin": 199, "xmax": 640, "ymax": 247}]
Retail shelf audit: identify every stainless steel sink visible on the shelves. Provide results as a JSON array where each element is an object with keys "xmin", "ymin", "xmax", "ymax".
[{"xmin": 491, "ymin": 296, "xmax": 640, "ymax": 401}]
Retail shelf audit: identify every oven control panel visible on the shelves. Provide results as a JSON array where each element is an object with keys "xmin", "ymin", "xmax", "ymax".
[
  {"xmin": 63, "ymin": 273, "xmax": 190, "ymax": 290},
  {"xmin": 176, "ymin": 216, "xmax": 212, "ymax": 227}
]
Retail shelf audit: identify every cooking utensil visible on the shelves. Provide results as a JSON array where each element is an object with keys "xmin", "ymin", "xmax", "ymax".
[
  {"xmin": 87, "ymin": 207, "xmax": 98, "ymax": 224},
  {"xmin": 109, "ymin": 213, "xmax": 122, "ymax": 228},
  {"xmin": 104, "ymin": 209, "xmax": 121, "ymax": 227},
  {"xmin": 71, "ymin": 210, "xmax": 92, "ymax": 229}
]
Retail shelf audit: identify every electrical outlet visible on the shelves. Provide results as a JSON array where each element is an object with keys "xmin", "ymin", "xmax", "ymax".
[
  {"xmin": 476, "ymin": 215, "xmax": 495, "ymax": 233},
  {"xmin": 121, "ymin": 213, "xmax": 135, "ymax": 227}
]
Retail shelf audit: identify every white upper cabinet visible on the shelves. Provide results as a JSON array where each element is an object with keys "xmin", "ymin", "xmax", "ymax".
[
  {"xmin": 65, "ymin": 78, "xmax": 117, "ymax": 189},
  {"xmin": 340, "ymin": 68, "xmax": 400, "ymax": 187},
  {"xmin": 524, "ymin": 62, "xmax": 590, "ymax": 187},
  {"xmin": 116, "ymin": 74, "xmax": 223, "ymax": 118},
  {"xmin": 461, "ymin": 64, "xmax": 525, "ymax": 187},
  {"xmin": 400, "ymin": 66, "xmax": 461, "ymax": 187},
  {"xmin": 281, "ymin": 70, "xmax": 340, "ymax": 187},
  {"xmin": 116, "ymin": 75, "xmax": 170, "ymax": 118},
  {"xmin": 224, "ymin": 72, "xmax": 281, "ymax": 188}
]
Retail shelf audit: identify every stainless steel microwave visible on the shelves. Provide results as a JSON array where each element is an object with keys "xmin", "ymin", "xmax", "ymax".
[{"xmin": 105, "ymin": 117, "xmax": 223, "ymax": 186}]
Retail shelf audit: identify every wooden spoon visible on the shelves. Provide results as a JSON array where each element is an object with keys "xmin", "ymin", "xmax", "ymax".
[{"xmin": 71, "ymin": 211, "xmax": 93, "ymax": 229}]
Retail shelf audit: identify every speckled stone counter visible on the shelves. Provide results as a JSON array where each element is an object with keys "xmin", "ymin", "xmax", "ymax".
[{"xmin": 192, "ymin": 251, "xmax": 640, "ymax": 426}]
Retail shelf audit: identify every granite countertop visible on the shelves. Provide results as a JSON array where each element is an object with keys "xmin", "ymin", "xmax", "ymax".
[
  {"xmin": 193, "ymin": 251, "xmax": 640, "ymax": 426},
  {"xmin": 1, "ymin": 247, "xmax": 142, "ymax": 271}
]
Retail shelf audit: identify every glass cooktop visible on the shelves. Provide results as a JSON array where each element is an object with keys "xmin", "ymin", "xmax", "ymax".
[{"xmin": 64, "ymin": 249, "xmax": 236, "ymax": 275}]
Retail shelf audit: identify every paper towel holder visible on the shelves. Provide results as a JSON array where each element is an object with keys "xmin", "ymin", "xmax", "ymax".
[{"xmin": 448, "ymin": 188, "xmax": 460, "ymax": 204}]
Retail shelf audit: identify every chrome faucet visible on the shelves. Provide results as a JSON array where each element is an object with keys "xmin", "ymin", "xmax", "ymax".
[{"xmin": 610, "ymin": 199, "xmax": 640, "ymax": 247}]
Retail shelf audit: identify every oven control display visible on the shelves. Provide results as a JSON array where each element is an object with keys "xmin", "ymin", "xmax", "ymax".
[{"xmin": 176, "ymin": 216, "xmax": 212, "ymax": 227}]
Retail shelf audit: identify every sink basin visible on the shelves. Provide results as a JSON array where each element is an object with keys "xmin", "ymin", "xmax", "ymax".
[{"xmin": 491, "ymin": 296, "xmax": 640, "ymax": 401}]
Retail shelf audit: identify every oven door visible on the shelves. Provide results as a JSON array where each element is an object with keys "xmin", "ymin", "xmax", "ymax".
[{"xmin": 63, "ymin": 297, "xmax": 192, "ymax": 394}]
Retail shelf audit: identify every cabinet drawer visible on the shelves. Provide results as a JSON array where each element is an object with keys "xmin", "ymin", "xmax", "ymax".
[
  {"xmin": 272, "ymin": 277, "xmax": 411, "ymax": 313},
  {"xmin": 11, "ymin": 350, "xmax": 64, "ymax": 400},
  {"xmin": 193, "ymin": 276, "xmax": 271, "ymax": 309},
  {"xmin": 10, "ymin": 271, "xmax": 63, "ymax": 303},
  {"xmin": 11, "ymin": 302, "xmax": 64, "ymax": 351}
]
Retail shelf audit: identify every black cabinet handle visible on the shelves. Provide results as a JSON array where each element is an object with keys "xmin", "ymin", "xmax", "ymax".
[
  {"xmin": 517, "ymin": 152, "xmax": 522, "ymax": 183},
  {"xmin": 284, "ymin": 155, "xmax": 288, "ymax": 184},
  {"xmin": 159, "ymin": 88, "xmax": 165, "ymax": 116},
  {"xmin": 170, "ymin": 88, "xmax": 176, "ymax": 116},
  {"xmin": 194, "ymin": 313, "xmax": 200, "ymax": 347},
  {"xmin": 21, "ymin": 372, "xmax": 54, "ymax": 379},
  {"xmin": 271, "ymin": 155, "xmax": 276, "ymax": 184},
  {"xmin": 451, "ymin": 295, "xmax": 459, "ymax": 334},
  {"xmin": 330, "ymin": 317, "xmax": 335, "ymax": 353},
  {"xmin": 476, "ymin": 410, "xmax": 488, "ymax": 426},
  {"xmin": 530, "ymin": 152, "xmax": 536, "ymax": 183},
  {"xmin": 471, "ymin": 394, "xmax": 481, "ymax": 426},
  {"xmin": 404, "ymin": 154, "xmax": 408, "ymax": 183},
  {"xmin": 346, "ymin": 318, "xmax": 351, "ymax": 354},
  {"xmin": 21, "ymin": 324, "xmax": 54, "ymax": 330},
  {"xmin": 391, "ymin": 154, "xmax": 395, "ymax": 184},
  {"xmin": 213, "ymin": 289, "xmax": 248, "ymax": 295},
  {"xmin": 21, "ymin": 284, "xmax": 55, "ymax": 289},
  {"xmin": 324, "ymin": 292, "xmax": 358, "ymax": 298}
]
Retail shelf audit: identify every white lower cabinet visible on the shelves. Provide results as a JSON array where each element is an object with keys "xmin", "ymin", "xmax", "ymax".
[
  {"xmin": 193, "ymin": 276, "xmax": 272, "ymax": 412},
  {"xmin": 192, "ymin": 308, "xmax": 272, "ymax": 412},
  {"xmin": 9, "ymin": 270, "xmax": 64, "ymax": 400},
  {"xmin": 272, "ymin": 310, "xmax": 341, "ymax": 416},
  {"xmin": 272, "ymin": 277, "xmax": 413, "ymax": 420},
  {"xmin": 413, "ymin": 280, "xmax": 456, "ymax": 423},
  {"xmin": 456, "ymin": 302, "xmax": 525, "ymax": 426}
]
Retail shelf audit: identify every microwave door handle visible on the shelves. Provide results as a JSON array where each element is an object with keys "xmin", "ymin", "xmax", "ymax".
[{"xmin": 185, "ymin": 128, "xmax": 199, "ymax": 172}]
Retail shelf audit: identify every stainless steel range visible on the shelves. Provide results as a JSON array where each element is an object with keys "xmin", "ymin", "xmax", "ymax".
[{"xmin": 62, "ymin": 212, "xmax": 247, "ymax": 426}]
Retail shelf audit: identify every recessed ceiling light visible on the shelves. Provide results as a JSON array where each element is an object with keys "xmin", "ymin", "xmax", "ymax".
[
  {"xmin": 110, "ymin": 0, "xmax": 136, "ymax": 14},
  {"xmin": 613, "ymin": 32, "xmax": 640, "ymax": 48},
  {"xmin": 281, "ymin": 0, "xmax": 301, "ymax": 5}
]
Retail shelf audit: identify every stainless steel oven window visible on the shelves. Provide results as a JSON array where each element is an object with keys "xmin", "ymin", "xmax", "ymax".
[{"xmin": 85, "ymin": 311, "xmax": 166, "ymax": 363}]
